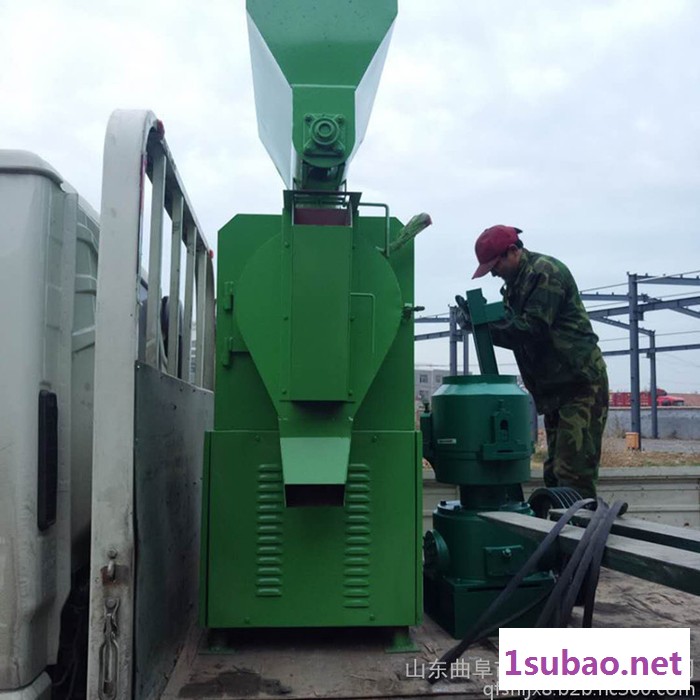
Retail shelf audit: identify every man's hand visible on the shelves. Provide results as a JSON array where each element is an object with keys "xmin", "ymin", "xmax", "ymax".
[{"xmin": 455, "ymin": 294, "xmax": 471, "ymax": 331}]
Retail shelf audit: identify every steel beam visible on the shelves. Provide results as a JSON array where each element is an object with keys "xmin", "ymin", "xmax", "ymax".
[
  {"xmin": 479, "ymin": 511, "xmax": 700, "ymax": 596},
  {"xmin": 602, "ymin": 342, "xmax": 700, "ymax": 357},
  {"xmin": 415, "ymin": 330, "xmax": 452, "ymax": 341},
  {"xmin": 649, "ymin": 331, "xmax": 658, "ymax": 438},
  {"xmin": 588, "ymin": 295, "xmax": 700, "ymax": 320},
  {"xmin": 666, "ymin": 306, "xmax": 700, "ymax": 321},
  {"xmin": 594, "ymin": 316, "xmax": 653, "ymax": 337},
  {"xmin": 449, "ymin": 306, "xmax": 458, "ymax": 375},
  {"xmin": 646, "ymin": 296, "xmax": 700, "ymax": 321},
  {"xmin": 628, "ymin": 273, "xmax": 642, "ymax": 447},
  {"xmin": 638, "ymin": 274, "xmax": 700, "ymax": 286},
  {"xmin": 581, "ymin": 292, "xmax": 649, "ymax": 302}
]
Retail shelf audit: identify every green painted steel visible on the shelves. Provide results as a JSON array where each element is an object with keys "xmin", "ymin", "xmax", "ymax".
[
  {"xmin": 429, "ymin": 376, "xmax": 533, "ymax": 485},
  {"xmin": 422, "ymin": 336, "xmax": 553, "ymax": 638},
  {"xmin": 424, "ymin": 573, "xmax": 552, "ymax": 639},
  {"xmin": 231, "ymin": 209, "xmax": 404, "ymax": 490},
  {"xmin": 246, "ymin": 0, "xmax": 397, "ymax": 190},
  {"xmin": 202, "ymin": 209, "xmax": 421, "ymax": 628},
  {"xmin": 466, "ymin": 288, "xmax": 504, "ymax": 375},
  {"xmin": 205, "ymin": 430, "xmax": 419, "ymax": 627},
  {"xmin": 202, "ymin": 0, "xmax": 420, "ymax": 633},
  {"xmin": 287, "ymin": 225, "xmax": 353, "ymax": 400}
]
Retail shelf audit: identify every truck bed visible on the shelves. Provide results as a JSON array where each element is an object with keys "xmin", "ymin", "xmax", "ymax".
[
  {"xmin": 162, "ymin": 615, "xmax": 497, "ymax": 699},
  {"xmin": 161, "ymin": 570, "xmax": 700, "ymax": 699}
]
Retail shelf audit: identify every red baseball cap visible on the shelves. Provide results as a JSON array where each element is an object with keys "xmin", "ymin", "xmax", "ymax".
[{"xmin": 472, "ymin": 225, "xmax": 523, "ymax": 278}]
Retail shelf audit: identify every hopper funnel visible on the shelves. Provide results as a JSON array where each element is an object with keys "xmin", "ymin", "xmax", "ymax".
[{"xmin": 246, "ymin": 0, "xmax": 398, "ymax": 190}]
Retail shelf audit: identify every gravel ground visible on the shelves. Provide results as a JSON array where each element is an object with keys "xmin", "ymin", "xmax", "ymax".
[
  {"xmin": 605, "ymin": 437, "xmax": 700, "ymax": 453},
  {"xmin": 532, "ymin": 435, "xmax": 700, "ymax": 468},
  {"xmin": 601, "ymin": 437, "xmax": 700, "ymax": 467}
]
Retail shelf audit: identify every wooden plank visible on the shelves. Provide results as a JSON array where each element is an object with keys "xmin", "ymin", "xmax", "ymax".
[
  {"xmin": 549, "ymin": 508, "xmax": 700, "ymax": 553},
  {"xmin": 479, "ymin": 511, "xmax": 700, "ymax": 596}
]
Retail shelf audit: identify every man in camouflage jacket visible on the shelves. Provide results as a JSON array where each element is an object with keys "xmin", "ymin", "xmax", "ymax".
[{"xmin": 470, "ymin": 225, "xmax": 608, "ymax": 499}]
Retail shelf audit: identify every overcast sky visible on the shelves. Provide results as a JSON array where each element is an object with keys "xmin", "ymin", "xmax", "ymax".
[{"xmin": 2, "ymin": 0, "xmax": 699, "ymax": 391}]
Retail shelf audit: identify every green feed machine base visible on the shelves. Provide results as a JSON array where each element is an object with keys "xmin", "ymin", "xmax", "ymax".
[
  {"xmin": 199, "ymin": 0, "xmax": 426, "ymax": 632},
  {"xmin": 200, "ymin": 201, "xmax": 423, "ymax": 629},
  {"xmin": 420, "ymin": 291, "xmax": 555, "ymax": 638}
]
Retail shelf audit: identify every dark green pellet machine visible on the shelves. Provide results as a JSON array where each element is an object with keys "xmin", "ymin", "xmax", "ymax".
[
  {"xmin": 421, "ymin": 290, "xmax": 554, "ymax": 637},
  {"xmin": 199, "ymin": 0, "xmax": 425, "ymax": 631}
]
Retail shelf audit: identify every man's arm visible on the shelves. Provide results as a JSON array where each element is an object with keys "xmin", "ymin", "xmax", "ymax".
[{"xmin": 489, "ymin": 271, "xmax": 565, "ymax": 347}]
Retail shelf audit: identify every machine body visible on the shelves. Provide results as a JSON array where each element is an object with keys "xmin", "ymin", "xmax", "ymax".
[
  {"xmin": 421, "ymin": 291, "xmax": 554, "ymax": 637},
  {"xmin": 200, "ymin": 0, "xmax": 422, "ymax": 630}
]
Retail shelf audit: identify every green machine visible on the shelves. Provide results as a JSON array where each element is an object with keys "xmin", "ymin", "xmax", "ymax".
[
  {"xmin": 421, "ymin": 290, "xmax": 554, "ymax": 638},
  {"xmin": 200, "ymin": 0, "xmax": 426, "ymax": 631}
]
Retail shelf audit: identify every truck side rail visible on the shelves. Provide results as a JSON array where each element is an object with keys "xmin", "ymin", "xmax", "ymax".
[{"xmin": 86, "ymin": 110, "xmax": 214, "ymax": 700}]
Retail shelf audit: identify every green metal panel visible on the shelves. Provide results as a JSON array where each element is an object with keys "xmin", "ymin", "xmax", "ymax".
[
  {"xmin": 287, "ymin": 224, "xmax": 352, "ymax": 401},
  {"xmin": 204, "ymin": 430, "xmax": 419, "ymax": 628},
  {"xmin": 424, "ymin": 574, "xmax": 553, "ymax": 639},
  {"xmin": 432, "ymin": 501, "xmax": 535, "ymax": 582},
  {"xmin": 230, "ymin": 210, "xmax": 403, "ymax": 490},
  {"xmin": 247, "ymin": 1, "xmax": 396, "ymax": 85},
  {"xmin": 429, "ymin": 376, "xmax": 533, "ymax": 485},
  {"xmin": 204, "ymin": 205, "xmax": 420, "ymax": 627},
  {"xmin": 353, "ymin": 217, "xmax": 415, "ymax": 431},
  {"xmin": 215, "ymin": 213, "xmax": 280, "ymax": 432},
  {"xmin": 233, "ymin": 214, "xmax": 402, "ymax": 411},
  {"xmin": 280, "ymin": 436, "xmax": 349, "ymax": 485},
  {"xmin": 414, "ymin": 432, "xmax": 424, "ymax": 624}
]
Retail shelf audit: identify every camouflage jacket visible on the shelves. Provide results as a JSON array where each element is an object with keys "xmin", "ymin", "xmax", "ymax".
[{"xmin": 489, "ymin": 249, "xmax": 607, "ymax": 414}]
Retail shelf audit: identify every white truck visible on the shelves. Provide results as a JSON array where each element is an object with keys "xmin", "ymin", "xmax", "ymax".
[{"xmin": 0, "ymin": 111, "xmax": 217, "ymax": 700}]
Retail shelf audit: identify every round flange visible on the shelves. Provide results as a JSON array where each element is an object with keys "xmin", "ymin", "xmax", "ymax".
[{"xmin": 423, "ymin": 529, "xmax": 450, "ymax": 574}]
